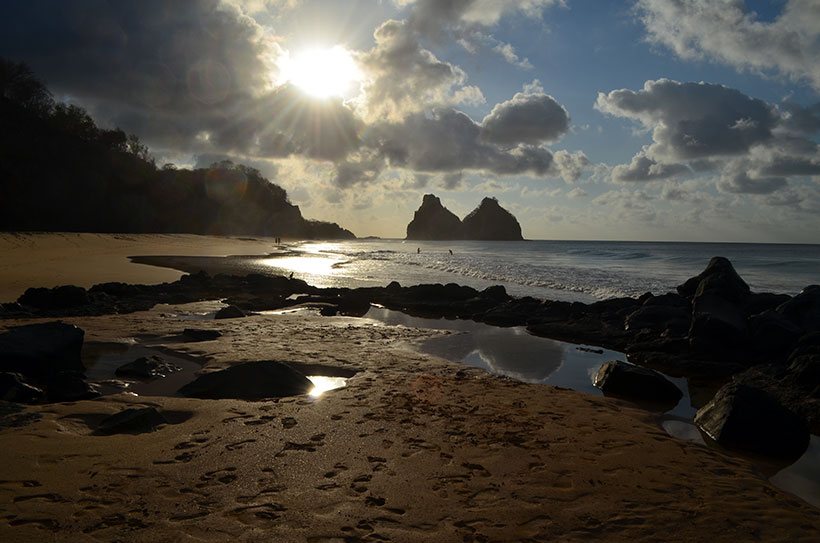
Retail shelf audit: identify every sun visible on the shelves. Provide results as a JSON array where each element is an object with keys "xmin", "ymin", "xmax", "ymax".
[{"xmin": 278, "ymin": 46, "xmax": 361, "ymax": 99}]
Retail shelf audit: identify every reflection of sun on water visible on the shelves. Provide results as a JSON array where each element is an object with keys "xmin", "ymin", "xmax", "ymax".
[
  {"xmin": 261, "ymin": 255, "xmax": 342, "ymax": 275},
  {"xmin": 308, "ymin": 376, "xmax": 347, "ymax": 398},
  {"xmin": 278, "ymin": 46, "xmax": 361, "ymax": 98}
]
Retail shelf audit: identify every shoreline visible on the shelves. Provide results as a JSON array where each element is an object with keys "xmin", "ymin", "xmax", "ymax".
[
  {"xmin": 2, "ymin": 306, "xmax": 819, "ymax": 541},
  {"xmin": 1, "ymin": 231, "xmax": 819, "ymax": 539}
]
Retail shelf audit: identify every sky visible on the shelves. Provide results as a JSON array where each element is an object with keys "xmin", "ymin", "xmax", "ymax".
[{"xmin": 1, "ymin": 0, "xmax": 819, "ymax": 242}]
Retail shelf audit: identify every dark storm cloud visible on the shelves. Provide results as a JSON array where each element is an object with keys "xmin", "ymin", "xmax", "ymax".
[{"xmin": 480, "ymin": 91, "xmax": 569, "ymax": 145}]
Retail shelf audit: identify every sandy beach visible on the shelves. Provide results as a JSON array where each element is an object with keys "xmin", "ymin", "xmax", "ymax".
[
  {"xmin": 1, "ymin": 233, "xmax": 819, "ymax": 541},
  {"xmin": 1, "ymin": 304, "xmax": 819, "ymax": 542},
  {"xmin": 0, "ymin": 233, "xmax": 281, "ymax": 302}
]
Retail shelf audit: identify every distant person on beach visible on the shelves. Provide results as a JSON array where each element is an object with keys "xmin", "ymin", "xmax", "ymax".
[
  {"xmin": 417, "ymin": 247, "xmax": 420, "ymax": 254},
  {"xmin": 449, "ymin": 249, "xmax": 453, "ymax": 255}
]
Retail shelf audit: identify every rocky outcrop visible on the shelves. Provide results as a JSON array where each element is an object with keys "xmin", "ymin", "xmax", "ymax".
[
  {"xmin": 593, "ymin": 361, "xmax": 682, "ymax": 407},
  {"xmin": 94, "ymin": 407, "xmax": 168, "ymax": 436},
  {"xmin": 0, "ymin": 322, "xmax": 85, "ymax": 377},
  {"xmin": 406, "ymin": 194, "xmax": 464, "ymax": 240},
  {"xmin": 405, "ymin": 194, "xmax": 524, "ymax": 240},
  {"xmin": 178, "ymin": 361, "xmax": 314, "ymax": 400},
  {"xmin": 695, "ymin": 383, "xmax": 809, "ymax": 460},
  {"xmin": 116, "ymin": 356, "xmax": 181, "ymax": 379},
  {"xmin": 462, "ymin": 197, "xmax": 523, "ymax": 241}
]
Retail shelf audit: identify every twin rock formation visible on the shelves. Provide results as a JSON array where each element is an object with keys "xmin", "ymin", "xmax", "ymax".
[{"xmin": 406, "ymin": 194, "xmax": 523, "ymax": 241}]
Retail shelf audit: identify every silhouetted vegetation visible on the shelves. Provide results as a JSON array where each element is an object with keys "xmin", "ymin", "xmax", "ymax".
[{"xmin": 0, "ymin": 59, "xmax": 354, "ymax": 238}]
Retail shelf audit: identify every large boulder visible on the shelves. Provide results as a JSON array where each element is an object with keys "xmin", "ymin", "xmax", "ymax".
[
  {"xmin": 689, "ymin": 293, "xmax": 747, "ymax": 350},
  {"xmin": 0, "ymin": 322, "xmax": 85, "ymax": 377},
  {"xmin": 181, "ymin": 328, "xmax": 222, "ymax": 341},
  {"xmin": 748, "ymin": 310, "xmax": 801, "ymax": 359},
  {"xmin": 677, "ymin": 257, "xmax": 750, "ymax": 303},
  {"xmin": 695, "ymin": 383, "xmax": 809, "ymax": 459},
  {"xmin": 405, "ymin": 194, "xmax": 464, "ymax": 240},
  {"xmin": 0, "ymin": 372, "xmax": 44, "ymax": 403},
  {"xmin": 178, "ymin": 361, "xmax": 314, "ymax": 400},
  {"xmin": 214, "ymin": 305, "xmax": 246, "ymax": 319},
  {"xmin": 461, "ymin": 197, "xmax": 523, "ymax": 241},
  {"xmin": 94, "ymin": 407, "xmax": 168, "ymax": 436},
  {"xmin": 46, "ymin": 371, "xmax": 100, "ymax": 402},
  {"xmin": 116, "ymin": 356, "xmax": 181, "ymax": 379},
  {"xmin": 593, "ymin": 361, "xmax": 682, "ymax": 406},
  {"xmin": 17, "ymin": 285, "xmax": 89, "ymax": 310},
  {"xmin": 625, "ymin": 305, "xmax": 690, "ymax": 335},
  {"xmin": 776, "ymin": 285, "xmax": 820, "ymax": 333}
]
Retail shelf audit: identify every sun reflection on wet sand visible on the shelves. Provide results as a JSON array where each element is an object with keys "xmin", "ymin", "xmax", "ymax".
[{"xmin": 307, "ymin": 375, "xmax": 347, "ymax": 398}]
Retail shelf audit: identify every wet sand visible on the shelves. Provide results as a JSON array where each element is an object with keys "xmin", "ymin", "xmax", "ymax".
[
  {"xmin": 1, "ymin": 306, "xmax": 819, "ymax": 542},
  {"xmin": 0, "ymin": 233, "xmax": 282, "ymax": 301}
]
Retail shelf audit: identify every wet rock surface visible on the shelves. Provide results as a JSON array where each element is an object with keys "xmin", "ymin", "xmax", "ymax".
[
  {"xmin": 594, "ymin": 361, "xmax": 682, "ymax": 407},
  {"xmin": 178, "ymin": 361, "xmax": 314, "ymax": 400},
  {"xmin": 116, "ymin": 355, "xmax": 182, "ymax": 379},
  {"xmin": 695, "ymin": 383, "xmax": 810, "ymax": 460}
]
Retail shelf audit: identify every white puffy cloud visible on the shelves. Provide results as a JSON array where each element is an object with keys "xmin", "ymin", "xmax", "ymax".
[
  {"xmin": 636, "ymin": 0, "xmax": 820, "ymax": 90},
  {"xmin": 597, "ymin": 78, "xmax": 820, "ymax": 194},
  {"xmin": 355, "ymin": 19, "xmax": 484, "ymax": 122},
  {"xmin": 399, "ymin": 0, "xmax": 564, "ymax": 34},
  {"xmin": 481, "ymin": 90, "xmax": 570, "ymax": 145}
]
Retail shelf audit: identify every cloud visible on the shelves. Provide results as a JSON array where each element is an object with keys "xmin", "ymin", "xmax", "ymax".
[
  {"xmin": 612, "ymin": 149, "xmax": 690, "ymax": 182},
  {"xmin": 492, "ymin": 42, "xmax": 532, "ymax": 69},
  {"xmin": 636, "ymin": 0, "xmax": 820, "ymax": 90},
  {"xmin": 597, "ymin": 78, "xmax": 819, "ymax": 192},
  {"xmin": 355, "ymin": 19, "xmax": 484, "ymax": 122},
  {"xmin": 400, "ymin": 0, "xmax": 564, "ymax": 35},
  {"xmin": 567, "ymin": 186, "xmax": 587, "ymax": 198},
  {"xmin": 481, "ymin": 90, "xmax": 570, "ymax": 145},
  {"xmin": 717, "ymin": 168, "xmax": 788, "ymax": 195},
  {"xmin": 596, "ymin": 79, "xmax": 778, "ymax": 161},
  {"xmin": 552, "ymin": 150, "xmax": 589, "ymax": 183}
]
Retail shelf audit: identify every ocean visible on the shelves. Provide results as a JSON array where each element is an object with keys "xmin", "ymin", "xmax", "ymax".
[{"xmin": 245, "ymin": 239, "xmax": 820, "ymax": 301}]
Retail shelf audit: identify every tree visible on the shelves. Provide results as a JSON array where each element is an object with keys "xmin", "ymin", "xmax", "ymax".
[{"xmin": 0, "ymin": 59, "xmax": 53, "ymax": 116}]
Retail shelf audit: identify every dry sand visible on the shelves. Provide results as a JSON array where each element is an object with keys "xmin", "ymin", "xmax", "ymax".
[
  {"xmin": 0, "ymin": 233, "xmax": 282, "ymax": 302},
  {"xmin": 1, "ymin": 306, "xmax": 819, "ymax": 542}
]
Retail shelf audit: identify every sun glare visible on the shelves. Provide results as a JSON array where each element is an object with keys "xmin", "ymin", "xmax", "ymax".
[{"xmin": 278, "ymin": 46, "xmax": 361, "ymax": 99}]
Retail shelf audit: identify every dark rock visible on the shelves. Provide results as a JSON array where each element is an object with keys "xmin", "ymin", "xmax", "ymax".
[
  {"xmin": 406, "ymin": 194, "xmax": 464, "ymax": 240},
  {"xmin": 319, "ymin": 306, "xmax": 339, "ymax": 317},
  {"xmin": 386, "ymin": 281, "xmax": 401, "ymax": 290},
  {"xmin": 17, "ymin": 285, "xmax": 89, "ymax": 309},
  {"xmin": 776, "ymin": 285, "xmax": 820, "ymax": 333},
  {"xmin": 481, "ymin": 285, "xmax": 508, "ymax": 302},
  {"xmin": 744, "ymin": 292, "xmax": 791, "ymax": 317},
  {"xmin": 0, "ymin": 372, "xmax": 44, "ymax": 403},
  {"xmin": 115, "ymin": 356, "xmax": 181, "ymax": 379},
  {"xmin": 182, "ymin": 328, "xmax": 222, "ymax": 341},
  {"xmin": 462, "ymin": 197, "xmax": 523, "ymax": 241},
  {"xmin": 214, "ymin": 305, "xmax": 246, "ymax": 319},
  {"xmin": 642, "ymin": 293, "xmax": 690, "ymax": 310},
  {"xmin": 593, "ymin": 361, "xmax": 682, "ymax": 406},
  {"xmin": 677, "ymin": 257, "xmax": 750, "ymax": 303},
  {"xmin": 625, "ymin": 305, "xmax": 690, "ymax": 334},
  {"xmin": 748, "ymin": 310, "xmax": 801, "ymax": 359},
  {"xmin": 46, "ymin": 371, "xmax": 100, "ymax": 402},
  {"xmin": 178, "ymin": 361, "xmax": 314, "ymax": 400},
  {"xmin": 94, "ymin": 407, "xmax": 168, "ymax": 435},
  {"xmin": 0, "ymin": 322, "xmax": 85, "ymax": 377},
  {"xmin": 695, "ymin": 383, "xmax": 809, "ymax": 459},
  {"xmin": 689, "ymin": 293, "xmax": 747, "ymax": 350}
]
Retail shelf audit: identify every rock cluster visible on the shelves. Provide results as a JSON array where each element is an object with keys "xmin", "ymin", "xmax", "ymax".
[
  {"xmin": 2, "ymin": 256, "xmax": 817, "ymax": 459},
  {"xmin": 405, "ymin": 194, "xmax": 523, "ymax": 241}
]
